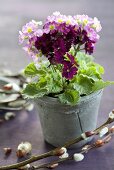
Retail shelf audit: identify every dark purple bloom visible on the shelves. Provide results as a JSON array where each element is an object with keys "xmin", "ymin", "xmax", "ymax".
[
  {"xmin": 20, "ymin": 13, "xmax": 102, "ymax": 80},
  {"xmin": 35, "ymin": 33, "xmax": 54, "ymax": 57},
  {"xmin": 54, "ymin": 50, "xmax": 64, "ymax": 63},
  {"xmin": 85, "ymin": 41, "xmax": 95, "ymax": 54},
  {"xmin": 66, "ymin": 53, "xmax": 76, "ymax": 64},
  {"xmin": 62, "ymin": 62, "xmax": 78, "ymax": 79},
  {"xmin": 62, "ymin": 53, "xmax": 78, "ymax": 79}
]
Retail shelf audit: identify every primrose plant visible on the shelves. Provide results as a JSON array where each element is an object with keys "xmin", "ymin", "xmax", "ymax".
[{"xmin": 19, "ymin": 12, "xmax": 113, "ymax": 105}]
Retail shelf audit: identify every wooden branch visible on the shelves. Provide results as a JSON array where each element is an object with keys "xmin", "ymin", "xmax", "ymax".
[
  {"xmin": 32, "ymin": 126, "xmax": 114, "ymax": 169},
  {"xmin": 0, "ymin": 113, "xmax": 114, "ymax": 170}
]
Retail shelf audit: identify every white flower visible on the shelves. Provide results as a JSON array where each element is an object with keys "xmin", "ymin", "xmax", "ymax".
[
  {"xmin": 53, "ymin": 11, "xmax": 60, "ymax": 16},
  {"xmin": 17, "ymin": 142, "xmax": 32, "ymax": 154},
  {"xmin": 25, "ymin": 103, "xmax": 34, "ymax": 111},
  {"xmin": 73, "ymin": 153, "xmax": 84, "ymax": 162},
  {"xmin": 61, "ymin": 147, "xmax": 67, "ymax": 153},
  {"xmin": 109, "ymin": 111, "xmax": 114, "ymax": 119},
  {"xmin": 4, "ymin": 112, "xmax": 16, "ymax": 120},
  {"xmin": 59, "ymin": 152, "xmax": 69, "ymax": 159},
  {"xmin": 99, "ymin": 127, "xmax": 108, "ymax": 137},
  {"xmin": 32, "ymin": 20, "xmax": 42, "ymax": 26},
  {"xmin": 92, "ymin": 17, "xmax": 102, "ymax": 32},
  {"xmin": 59, "ymin": 147, "xmax": 69, "ymax": 159},
  {"xmin": 81, "ymin": 133, "xmax": 88, "ymax": 140}
]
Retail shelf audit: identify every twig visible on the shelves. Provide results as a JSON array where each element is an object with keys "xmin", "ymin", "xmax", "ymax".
[
  {"xmin": 32, "ymin": 157, "xmax": 72, "ymax": 169},
  {"xmin": 0, "ymin": 152, "xmax": 54, "ymax": 170},
  {"xmin": 32, "ymin": 126, "xmax": 114, "ymax": 169},
  {"xmin": 0, "ymin": 111, "xmax": 114, "ymax": 170},
  {"xmin": 63, "ymin": 116, "xmax": 114, "ymax": 148}
]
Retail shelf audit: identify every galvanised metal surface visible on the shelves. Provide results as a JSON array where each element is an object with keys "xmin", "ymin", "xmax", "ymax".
[{"xmin": 35, "ymin": 90, "xmax": 102, "ymax": 147}]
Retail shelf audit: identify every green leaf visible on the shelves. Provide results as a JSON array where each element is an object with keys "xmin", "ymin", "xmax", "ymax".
[
  {"xmin": 58, "ymin": 90, "xmax": 80, "ymax": 105},
  {"xmin": 87, "ymin": 62, "xmax": 104, "ymax": 75},
  {"xmin": 76, "ymin": 52, "xmax": 94, "ymax": 64},
  {"xmin": 22, "ymin": 83, "xmax": 48, "ymax": 98},
  {"xmin": 73, "ymin": 75, "xmax": 93, "ymax": 95},
  {"xmin": 92, "ymin": 80, "xmax": 114, "ymax": 92},
  {"xmin": 78, "ymin": 66, "xmax": 102, "ymax": 82},
  {"xmin": 76, "ymin": 52, "xmax": 104, "ymax": 82},
  {"xmin": 37, "ymin": 77, "xmax": 48, "ymax": 88},
  {"xmin": 24, "ymin": 62, "xmax": 46, "ymax": 77},
  {"xmin": 50, "ymin": 70, "xmax": 63, "ymax": 93}
]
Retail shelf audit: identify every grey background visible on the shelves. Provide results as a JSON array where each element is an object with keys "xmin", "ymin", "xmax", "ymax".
[{"xmin": 0, "ymin": 1, "xmax": 114, "ymax": 169}]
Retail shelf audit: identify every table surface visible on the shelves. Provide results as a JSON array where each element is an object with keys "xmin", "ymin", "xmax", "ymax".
[{"xmin": 0, "ymin": 0, "xmax": 114, "ymax": 169}]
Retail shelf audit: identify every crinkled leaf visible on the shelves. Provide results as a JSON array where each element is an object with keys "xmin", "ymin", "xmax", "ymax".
[
  {"xmin": 76, "ymin": 52, "xmax": 104, "ymax": 82},
  {"xmin": 22, "ymin": 52, "xmax": 114, "ymax": 105},
  {"xmin": 78, "ymin": 66, "xmax": 102, "ymax": 81},
  {"xmin": 50, "ymin": 70, "xmax": 63, "ymax": 93},
  {"xmin": 23, "ymin": 67, "xmax": 64, "ymax": 99},
  {"xmin": 59, "ymin": 90, "xmax": 80, "ymax": 105},
  {"xmin": 37, "ymin": 77, "xmax": 48, "ymax": 88},
  {"xmin": 87, "ymin": 62, "xmax": 104, "ymax": 75},
  {"xmin": 24, "ymin": 62, "xmax": 46, "ymax": 77},
  {"xmin": 72, "ymin": 75, "xmax": 93, "ymax": 95},
  {"xmin": 22, "ymin": 83, "xmax": 48, "ymax": 98},
  {"xmin": 76, "ymin": 52, "xmax": 94, "ymax": 64},
  {"xmin": 92, "ymin": 80, "xmax": 114, "ymax": 92}
]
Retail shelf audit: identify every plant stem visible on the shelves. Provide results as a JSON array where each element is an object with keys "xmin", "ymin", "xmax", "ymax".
[{"xmin": 74, "ymin": 44, "xmax": 81, "ymax": 57}]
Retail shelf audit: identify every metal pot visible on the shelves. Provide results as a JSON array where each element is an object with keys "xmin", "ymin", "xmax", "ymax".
[{"xmin": 35, "ymin": 90, "xmax": 102, "ymax": 148}]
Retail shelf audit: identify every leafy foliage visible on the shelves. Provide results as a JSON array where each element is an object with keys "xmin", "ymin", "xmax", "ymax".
[
  {"xmin": 76, "ymin": 51, "xmax": 94, "ymax": 64},
  {"xmin": 23, "ymin": 65, "xmax": 64, "ymax": 98},
  {"xmin": 58, "ymin": 90, "xmax": 80, "ymax": 105},
  {"xmin": 23, "ymin": 52, "xmax": 114, "ymax": 105},
  {"xmin": 22, "ymin": 83, "xmax": 48, "ymax": 98},
  {"xmin": 70, "ymin": 75, "xmax": 94, "ymax": 95},
  {"xmin": 92, "ymin": 80, "xmax": 114, "ymax": 92},
  {"xmin": 24, "ymin": 62, "xmax": 46, "ymax": 77}
]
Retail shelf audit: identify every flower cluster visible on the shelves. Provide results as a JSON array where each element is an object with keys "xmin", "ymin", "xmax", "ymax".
[{"xmin": 19, "ymin": 12, "xmax": 101, "ymax": 79}]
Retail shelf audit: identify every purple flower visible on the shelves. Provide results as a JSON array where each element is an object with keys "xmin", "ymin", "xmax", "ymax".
[
  {"xmin": 62, "ymin": 53, "xmax": 78, "ymax": 79},
  {"xmin": 85, "ymin": 41, "xmax": 95, "ymax": 54},
  {"xmin": 62, "ymin": 61, "xmax": 78, "ymax": 79},
  {"xmin": 35, "ymin": 33, "xmax": 52, "ymax": 55},
  {"xmin": 19, "ymin": 20, "xmax": 42, "ymax": 44},
  {"xmin": 66, "ymin": 53, "xmax": 76, "ymax": 64},
  {"xmin": 19, "ymin": 12, "xmax": 102, "ymax": 80},
  {"xmin": 84, "ymin": 26, "xmax": 99, "ymax": 42},
  {"xmin": 35, "ymin": 29, "xmax": 43, "ymax": 37}
]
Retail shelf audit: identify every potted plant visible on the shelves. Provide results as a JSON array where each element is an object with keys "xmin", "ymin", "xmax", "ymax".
[{"xmin": 19, "ymin": 12, "xmax": 114, "ymax": 147}]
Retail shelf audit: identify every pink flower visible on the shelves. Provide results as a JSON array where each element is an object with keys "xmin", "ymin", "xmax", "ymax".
[
  {"xmin": 19, "ymin": 12, "xmax": 102, "ymax": 80},
  {"xmin": 19, "ymin": 20, "xmax": 42, "ymax": 44}
]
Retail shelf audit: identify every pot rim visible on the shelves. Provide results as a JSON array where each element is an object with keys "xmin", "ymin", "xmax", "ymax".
[{"xmin": 35, "ymin": 90, "xmax": 103, "ymax": 107}]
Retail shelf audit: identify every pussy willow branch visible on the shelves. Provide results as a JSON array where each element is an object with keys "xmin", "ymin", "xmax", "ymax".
[
  {"xmin": 63, "ymin": 116, "xmax": 113, "ymax": 148},
  {"xmin": 0, "ymin": 113, "xmax": 114, "ymax": 170},
  {"xmin": 32, "ymin": 157, "xmax": 73, "ymax": 170},
  {"xmin": 32, "ymin": 128, "xmax": 113, "ymax": 169}
]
